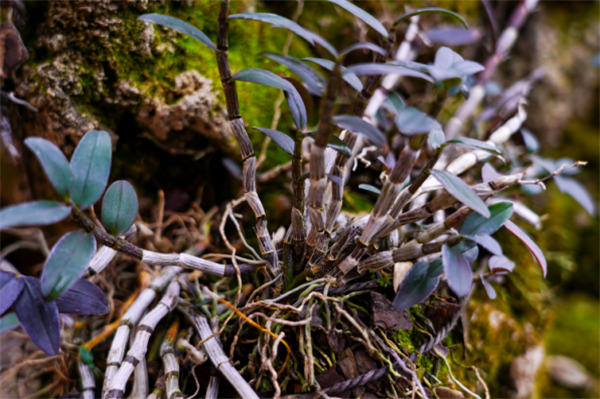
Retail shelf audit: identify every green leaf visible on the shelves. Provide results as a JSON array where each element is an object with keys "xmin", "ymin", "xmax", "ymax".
[
  {"xmin": 430, "ymin": 170, "xmax": 490, "ymax": 218},
  {"xmin": 40, "ymin": 230, "xmax": 97, "ymax": 300},
  {"xmin": 0, "ymin": 201, "xmax": 72, "ymax": 230},
  {"xmin": 429, "ymin": 128, "xmax": 445, "ymax": 150},
  {"xmin": 382, "ymin": 91, "xmax": 405, "ymax": 114},
  {"xmin": 393, "ymin": 261, "xmax": 440, "ymax": 310},
  {"xmin": 79, "ymin": 346, "xmax": 94, "ymax": 366},
  {"xmin": 70, "ymin": 130, "xmax": 112, "ymax": 210},
  {"xmin": 460, "ymin": 202, "xmax": 513, "ymax": 236},
  {"xmin": 358, "ymin": 184, "xmax": 381, "ymax": 194},
  {"xmin": 261, "ymin": 53, "xmax": 325, "ymax": 96},
  {"xmin": 253, "ymin": 127, "xmax": 295, "ymax": 155},
  {"xmin": 303, "ymin": 58, "xmax": 363, "ymax": 92},
  {"xmin": 138, "ymin": 14, "xmax": 217, "ymax": 51},
  {"xmin": 232, "ymin": 69, "xmax": 307, "ymax": 131},
  {"xmin": 442, "ymin": 244, "xmax": 472, "ymax": 297},
  {"xmin": 101, "ymin": 181, "xmax": 139, "ymax": 236},
  {"xmin": 0, "ymin": 312, "xmax": 19, "ymax": 335},
  {"xmin": 443, "ymin": 137, "xmax": 504, "ymax": 161},
  {"xmin": 345, "ymin": 63, "xmax": 434, "ymax": 83},
  {"xmin": 304, "ymin": 132, "xmax": 352, "ymax": 157},
  {"xmin": 24, "ymin": 137, "xmax": 72, "ymax": 198},
  {"xmin": 396, "ymin": 107, "xmax": 441, "ymax": 135},
  {"xmin": 393, "ymin": 8, "xmax": 468, "ymax": 29},
  {"xmin": 332, "ymin": 115, "xmax": 387, "ymax": 147},
  {"xmin": 326, "ymin": 0, "xmax": 388, "ymax": 38}
]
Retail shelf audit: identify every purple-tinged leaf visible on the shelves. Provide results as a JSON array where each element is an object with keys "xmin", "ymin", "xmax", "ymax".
[
  {"xmin": 0, "ymin": 201, "xmax": 71, "ymax": 230},
  {"xmin": 40, "ymin": 230, "xmax": 97, "ymax": 300},
  {"xmin": 444, "ymin": 137, "xmax": 504, "ymax": 161},
  {"xmin": 434, "ymin": 46, "xmax": 464, "ymax": 70},
  {"xmin": 520, "ymin": 128, "xmax": 540, "ymax": 153},
  {"xmin": 393, "ymin": 8, "xmax": 468, "ymax": 29},
  {"xmin": 0, "ymin": 271, "xmax": 15, "ymax": 288},
  {"xmin": 70, "ymin": 130, "xmax": 112, "ymax": 210},
  {"xmin": 232, "ymin": 69, "xmax": 307, "ymax": 131},
  {"xmin": 429, "ymin": 128, "xmax": 445, "ymax": 150},
  {"xmin": 480, "ymin": 275, "xmax": 496, "ymax": 299},
  {"xmin": 14, "ymin": 277, "xmax": 60, "ymax": 355},
  {"xmin": 503, "ymin": 219, "xmax": 547, "ymax": 277},
  {"xmin": 442, "ymin": 244, "xmax": 472, "ymax": 297},
  {"xmin": 555, "ymin": 157, "xmax": 581, "ymax": 175},
  {"xmin": 464, "ymin": 234, "xmax": 502, "ymax": 256},
  {"xmin": 326, "ymin": 0, "xmax": 388, "ymax": 38},
  {"xmin": 303, "ymin": 58, "xmax": 363, "ymax": 92},
  {"xmin": 326, "ymin": 173, "xmax": 343, "ymax": 186},
  {"xmin": 460, "ymin": 202, "xmax": 513, "ymax": 236},
  {"xmin": 102, "ymin": 181, "xmax": 138, "ymax": 236},
  {"xmin": 481, "ymin": 163, "xmax": 503, "ymax": 183},
  {"xmin": 24, "ymin": 137, "xmax": 72, "ymax": 199},
  {"xmin": 431, "ymin": 170, "xmax": 490, "ymax": 218},
  {"xmin": 396, "ymin": 107, "xmax": 441, "ymax": 135},
  {"xmin": 554, "ymin": 175, "xmax": 596, "ymax": 216},
  {"xmin": 530, "ymin": 155, "xmax": 556, "ymax": 174},
  {"xmin": 332, "ymin": 115, "xmax": 387, "ymax": 147},
  {"xmin": 222, "ymin": 158, "xmax": 242, "ymax": 180},
  {"xmin": 253, "ymin": 127, "xmax": 295, "ymax": 156},
  {"xmin": 0, "ymin": 312, "xmax": 19, "ymax": 334},
  {"xmin": 345, "ymin": 63, "xmax": 434, "ymax": 83},
  {"xmin": 261, "ymin": 53, "xmax": 325, "ymax": 96},
  {"xmin": 138, "ymin": 14, "xmax": 217, "ymax": 51},
  {"xmin": 358, "ymin": 184, "xmax": 381, "ymax": 194},
  {"xmin": 425, "ymin": 27, "xmax": 481, "ymax": 46},
  {"xmin": 489, "ymin": 255, "xmax": 515, "ymax": 274},
  {"xmin": 55, "ymin": 279, "xmax": 109, "ymax": 315},
  {"xmin": 340, "ymin": 42, "xmax": 386, "ymax": 57},
  {"xmin": 463, "ymin": 245, "xmax": 479, "ymax": 264},
  {"xmin": 426, "ymin": 259, "xmax": 443, "ymax": 278},
  {"xmin": 229, "ymin": 13, "xmax": 315, "ymax": 45},
  {"xmin": 382, "ymin": 92, "xmax": 405, "ymax": 114},
  {"xmin": 0, "ymin": 277, "xmax": 24, "ymax": 315},
  {"xmin": 326, "ymin": 135, "xmax": 352, "ymax": 157},
  {"xmin": 393, "ymin": 261, "xmax": 440, "ymax": 310}
]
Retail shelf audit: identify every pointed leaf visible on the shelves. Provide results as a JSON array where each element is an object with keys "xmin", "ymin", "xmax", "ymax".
[
  {"xmin": 0, "ymin": 271, "xmax": 15, "ymax": 288},
  {"xmin": 261, "ymin": 53, "xmax": 325, "ymax": 96},
  {"xmin": 138, "ymin": 14, "xmax": 217, "ymax": 51},
  {"xmin": 24, "ymin": 137, "xmax": 72, "ymax": 198},
  {"xmin": 504, "ymin": 219, "xmax": 547, "ymax": 277},
  {"xmin": 229, "ymin": 13, "xmax": 315, "ymax": 45},
  {"xmin": 55, "ymin": 279, "xmax": 109, "ymax": 315},
  {"xmin": 303, "ymin": 58, "xmax": 363, "ymax": 92},
  {"xmin": 480, "ymin": 275, "xmax": 496, "ymax": 299},
  {"xmin": 101, "ymin": 181, "xmax": 139, "ymax": 236},
  {"xmin": 40, "ymin": 230, "xmax": 97, "ymax": 300},
  {"xmin": 223, "ymin": 158, "xmax": 242, "ymax": 180},
  {"xmin": 327, "ymin": 173, "xmax": 343, "ymax": 186},
  {"xmin": 554, "ymin": 175, "xmax": 596, "ymax": 216},
  {"xmin": 430, "ymin": 170, "xmax": 490, "ymax": 218},
  {"xmin": 464, "ymin": 234, "xmax": 502, "ymax": 256},
  {"xmin": 345, "ymin": 63, "xmax": 434, "ymax": 83},
  {"xmin": 425, "ymin": 27, "xmax": 481, "ymax": 46},
  {"xmin": 253, "ymin": 127, "xmax": 295, "ymax": 155},
  {"xmin": 0, "ymin": 201, "xmax": 71, "ymax": 230},
  {"xmin": 393, "ymin": 261, "xmax": 440, "ymax": 310},
  {"xmin": 14, "ymin": 277, "xmax": 60, "ymax": 355},
  {"xmin": 326, "ymin": 0, "xmax": 388, "ymax": 37},
  {"xmin": 340, "ymin": 42, "xmax": 386, "ymax": 57},
  {"xmin": 429, "ymin": 128, "xmax": 445, "ymax": 150},
  {"xmin": 396, "ymin": 107, "xmax": 441, "ymax": 135},
  {"xmin": 0, "ymin": 312, "xmax": 19, "ymax": 335},
  {"xmin": 70, "ymin": 130, "xmax": 112, "ymax": 210},
  {"xmin": 444, "ymin": 137, "xmax": 504, "ymax": 161},
  {"xmin": 358, "ymin": 184, "xmax": 381, "ymax": 194},
  {"xmin": 232, "ymin": 69, "xmax": 307, "ymax": 131},
  {"xmin": 382, "ymin": 92, "xmax": 405, "ymax": 114},
  {"xmin": 0, "ymin": 277, "xmax": 24, "ymax": 315},
  {"xmin": 460, "ymin": 202, "xmax": 513, "ymax": 236},
  {"xmin": 426, "ymin": 259, "xmax": 444, "ymax": 278},
  {"xmin": 489, "ymin": 255, "xmax": 515, "ymax": 274},
  {"xmin": 332, "ymin": 115, "xmax": 386, "ymax": 147},
  {"xmin": 327, "ymin": 135, "xmax": 352, "ymax": 157},
  {"xmin": 463, "ymin": 245, "xmax": 479, "ymax": 264},
  {"xmin": 481, "ymin": 163, "xmax": 502, "ymax": 183},
  {"xmin": 442, "ymin": 244, "xmax": 472, "ymax": 297},
  {"xmin": 393, "ymin": 8, "xmax": 468, "ymax": 29}
]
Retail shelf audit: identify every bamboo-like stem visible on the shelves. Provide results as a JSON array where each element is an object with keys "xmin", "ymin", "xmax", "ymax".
[
  {"xmin": 304, "ymin": 62, "xmax": 342, "ymax": 274},
  {"xmin": 215, "ymin": 0, "xmax": 279, "ymax": 291},
  {"xmin": 180, "ymin": 307, "xmax": 260, "ymax": 399},
  {"xmin": 106, "ymin": 281, "xmax": 180, "ymax": 399},
  {"xmin": 444, "ymin": 0, "xmax": 539, "ymax": 139},
  {"xmin": 85, "ymin": 225, "xmax": 138, "ymax": 277},
  {"xmin": 206, "ymin": 374, "xmax": 221, "ymax": 399},
  {"xmin": 128, "ymin": 322, "xmax": 149, "ymax": 399},
  {"xmin": 291, "ymin": 135, "xmax": 306, "ymax": 261},
  {"xmin": 160, "ymin": 319, "xmax": 183, "ymax": 399},
  {"xmin": 78, "ymin": 359, "xmax": 96, "ymax": 399},
  {"xmin": 102, "ymin": 267, "xmax": 182, "ymax": 396}
]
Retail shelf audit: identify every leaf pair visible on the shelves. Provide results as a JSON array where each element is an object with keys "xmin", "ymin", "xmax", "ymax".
[{"xmin": 393, "ymin": 260, "xmax": 442, "ymax": 310}]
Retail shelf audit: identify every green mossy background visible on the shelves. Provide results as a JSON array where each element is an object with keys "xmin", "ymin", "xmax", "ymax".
[{"xmin": 3, "ymin": 1, "xmax": 598, "ymax": 397}]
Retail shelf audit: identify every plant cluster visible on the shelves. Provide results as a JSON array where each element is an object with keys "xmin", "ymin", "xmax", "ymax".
[{"xmin": 0, "ymin": 0, "xmax": 594, "ymax": 398}]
